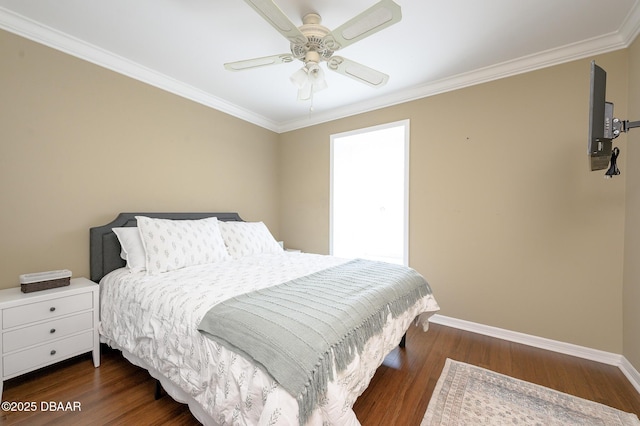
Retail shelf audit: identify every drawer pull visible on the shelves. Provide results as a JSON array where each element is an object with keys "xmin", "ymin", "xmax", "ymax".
[
  {"xmin": 50, "ymin": 349, "xmax": 57, "ymax": 356},
  {"xmin": 50, "ymin": 328, "xmax": 56, "ymax": 334},
  {"xmin": 49, "ymin": 307, "xmax": 56, "ymax": 312}
]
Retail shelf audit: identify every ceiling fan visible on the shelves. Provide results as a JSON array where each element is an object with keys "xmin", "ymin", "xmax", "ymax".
[{"xmin": 224, "ymin": 0, "xmax": 402, "ymax": 101}]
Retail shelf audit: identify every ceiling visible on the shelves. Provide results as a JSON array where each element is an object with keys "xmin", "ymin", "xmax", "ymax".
[{"xmin": 1, "ymin": 0, "xmax": 639, "ymax": 133}]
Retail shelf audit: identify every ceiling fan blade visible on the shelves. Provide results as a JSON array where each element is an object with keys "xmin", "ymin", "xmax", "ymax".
[
  {"xmin": 242, "ymin": 0, "xmax": 308, "ymax": 45},
  {"xmin": 326, "ymin": 56, "xmax": 389, "ymax": 87},
  {"xmin": 224, "ymin": 54, "xmax": 294, "ymax": 71},
  {"xmin": 325, "ymin": 0, "xmax": 401, "ymax": 50}
]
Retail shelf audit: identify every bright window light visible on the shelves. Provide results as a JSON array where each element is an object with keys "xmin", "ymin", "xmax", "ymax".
[{"xmin": 330, "ymin": 120, "xmax": 409, "ymax": 265}]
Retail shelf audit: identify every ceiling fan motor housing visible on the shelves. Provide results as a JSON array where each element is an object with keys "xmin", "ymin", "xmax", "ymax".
[
  {"xmin": 225, "ymin": 0, "xmax": 400, "ymax": 92},
  {"xmin": 290, "ymin": 13, "xmax": 335, "ymax": 62}
]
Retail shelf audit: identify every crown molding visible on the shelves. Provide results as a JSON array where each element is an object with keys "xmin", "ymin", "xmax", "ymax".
[
  {"xmin": 277, "ymin": 1, "xmax": 640, "ymax": 132},
  {"xmin": 277, "ymin": 30, "xmax": 632, "ymax": 132},
  {"xmin": 2, "ymin": 4, "xmax": 639, "ymax": 134},
  {"xmin": 0, "ymin": 7, "xmax": 281, "ymax": 133},
  {"xmin": 620, "ymin": 0, "xmax": 640, "ymax": 43}
]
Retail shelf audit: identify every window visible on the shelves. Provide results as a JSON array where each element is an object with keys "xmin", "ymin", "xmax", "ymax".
[{"xmin": 330, "ymin": 120, "xmax": 409, "ymax": 265}]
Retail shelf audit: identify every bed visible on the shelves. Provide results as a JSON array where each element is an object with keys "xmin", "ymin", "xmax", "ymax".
[{"xmin": 90, "ymin": 212, "xmax": 439, "ymax": 425}]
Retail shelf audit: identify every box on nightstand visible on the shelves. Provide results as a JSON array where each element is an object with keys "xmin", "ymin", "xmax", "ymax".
[{"xmin": 19, "ymin": 270, "xmax": 72, "ymax": 293}]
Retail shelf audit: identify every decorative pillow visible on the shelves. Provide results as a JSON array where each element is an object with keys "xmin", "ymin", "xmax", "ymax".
[
  {"xmin": 218, "ymin": 221, "xmax": 283, "ymax": 259},
  {"xmin": 136, "ymin": 216, "xmax": 230, "ymax": 274},
  {"xmin": 113, "ymin": 227, "xmax": 146, "ymax": 273}
]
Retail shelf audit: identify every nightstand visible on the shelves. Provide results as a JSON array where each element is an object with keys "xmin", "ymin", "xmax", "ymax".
[{"xmin": 0, "ymin": 277, "xmax": 99, "ymax": 400}]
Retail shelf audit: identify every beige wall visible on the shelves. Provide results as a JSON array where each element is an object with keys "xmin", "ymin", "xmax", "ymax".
[
  {"xmin": 280, "ymin": 52, "xmax": 630, "ymax": 354},
  {"xmin": 0, "ymin": 30, "xmax": 280, "ymax": 289},
  {"xmin": 624, "ymin": 36, "xmax": 640, "ymax": 368},
  {"xmin": 2, "ymin": 27, "xmax": 637, "ymax": 365}
]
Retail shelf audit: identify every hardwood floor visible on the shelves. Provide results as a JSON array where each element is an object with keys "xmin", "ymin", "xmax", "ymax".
[
  {"xmin": 2, "ymin": 323, "xmax": 639, "ymax": 425},
  {"xmin": 354, "ymin": 323, "xmax": 640, "ymax": 425}
]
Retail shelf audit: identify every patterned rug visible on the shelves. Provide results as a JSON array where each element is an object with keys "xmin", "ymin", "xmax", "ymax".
[{"xmin": 422, "ymin": 358, "xmax": 640, "ymax": 425}]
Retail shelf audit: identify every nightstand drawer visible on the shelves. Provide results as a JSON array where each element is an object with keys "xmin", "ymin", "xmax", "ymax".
[
  {"xmin": 2, "ymin": 292, "xmax": 93, "ymax": 329},
  {"xmin": 3, "ymin": 311, "xmax": 93, "ymax": 353},
  {"xmin": 3, "ymin": 330, "xmax": 94, "ymax": 377}
]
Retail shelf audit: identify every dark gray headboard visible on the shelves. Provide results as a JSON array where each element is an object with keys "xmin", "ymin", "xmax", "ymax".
[{"xmin": 89, "ymin": 212, "xmax": 243, "ymax": 283}]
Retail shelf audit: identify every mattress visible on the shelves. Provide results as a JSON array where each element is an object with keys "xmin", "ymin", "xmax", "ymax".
[{"xmin": 99, "ymin": 252, "xmax": 439, "ymax": 425}]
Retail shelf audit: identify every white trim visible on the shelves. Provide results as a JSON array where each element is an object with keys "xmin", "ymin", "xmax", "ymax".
[
  {"xmin": 620, "ymin": 0, "xmax": 640, "ymax": 44},
  {"xmin": 403, "ymin": 120, "xmax": 410, "ymax": 267},
  {"xmin": 329, "ymin": 120, "xmax": 410, "ymax": 265},
  {"xmin": 429, "ymin": 314, "xmax": 640, "ymax": 394},
  {"xmin": 621, "ymin": 356, "xmax": 640, "ymax": 395},
  {"xmin": 276, "ymin": 28, "xmax": 636, "ymax": 132},
  {"xmin": 0, "ymin": 7, "xmax": 281, "ymax": 133},
  {"xmin": 2, "ymin": 4, "xmax": 639, "ymax": 134}
]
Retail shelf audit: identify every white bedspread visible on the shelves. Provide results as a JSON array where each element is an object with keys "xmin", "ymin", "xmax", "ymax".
[{"xmin": 99, "ymin": 252, "xmax": 439, "ymax": 425}]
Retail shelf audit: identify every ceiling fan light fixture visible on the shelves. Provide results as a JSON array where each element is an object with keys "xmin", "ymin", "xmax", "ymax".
[
  {"xmin": 290, "ymin": 62, "xmax": 327, "ymax": 101},
  {"xmin": 306, "ymin": 62, "xmax": 327, "ymax": 90},
  {"xmin": 230, "ymin": 0, "xmax": 402, "ymax": 100},
  {"xmin": 297, "ymin": 81, "xmax": 313, "ymax": 101},
  {"xmin": 290, "ymin": 67, "xmax": 309, "ymax": 89}
]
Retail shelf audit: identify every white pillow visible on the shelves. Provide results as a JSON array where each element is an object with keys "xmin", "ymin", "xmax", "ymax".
[
  {"xmin": 113, "ymin": 227, "xmax": 146, "ymax": 273},
  {"xmin": 218, "ymin": 221, "xmax": 283, "ymax": 259},
  {"xmin": 136, "ymin": 216, "xmax": 230, "ymax": 274}
]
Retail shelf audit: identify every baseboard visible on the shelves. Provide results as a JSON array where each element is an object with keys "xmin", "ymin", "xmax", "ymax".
[
  {"xmin": 429, "ymin": 314, "xmax": 640, "ymax": 394},
  {"xmin": 621, "ymin": 356, "xmax": 640, "ymax": 394}
]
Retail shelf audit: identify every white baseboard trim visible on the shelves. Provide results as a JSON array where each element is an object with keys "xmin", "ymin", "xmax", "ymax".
[
  {"xmin": 621, "ymin": 356, "xmax": 640, "ymax": 395},
  {"xmin": 429, "ymin": 314, "xmax": 640, "ymax": 394}
]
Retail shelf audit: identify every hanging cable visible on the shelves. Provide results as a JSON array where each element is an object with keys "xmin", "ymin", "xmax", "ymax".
[{"xmin": 605, "ymin": 147, "xmax": 620, "ymax": 178}]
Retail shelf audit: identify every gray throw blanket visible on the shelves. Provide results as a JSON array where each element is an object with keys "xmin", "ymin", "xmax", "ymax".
[{"xmin": 197, "ymin": 258, "xmax": 432, "ymax": 425}]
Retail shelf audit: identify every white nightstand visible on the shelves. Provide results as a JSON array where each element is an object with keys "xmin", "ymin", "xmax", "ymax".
[{"xmin": 0, "ymin": 277, "xmax": 100, "ymax": 400}]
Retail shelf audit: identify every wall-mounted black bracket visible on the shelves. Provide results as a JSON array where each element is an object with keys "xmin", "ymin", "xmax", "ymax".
[
  {"xmin": 624, "ymin": 120, "xmax": 640, "ymax": 131},
  {"xmin": 613, "ymin": 118, "xmax": 640, "ymax": 138}
]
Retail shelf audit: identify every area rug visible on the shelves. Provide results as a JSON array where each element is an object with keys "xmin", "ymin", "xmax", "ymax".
[{"xmin": 422, "ymin": 358, "xmax": 640, "ymax": 425}]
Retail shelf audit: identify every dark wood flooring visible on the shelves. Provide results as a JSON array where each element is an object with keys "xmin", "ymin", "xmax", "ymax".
[{"xmin": 2, "ymin": 323, "xmax": 639, "ymax": 425}]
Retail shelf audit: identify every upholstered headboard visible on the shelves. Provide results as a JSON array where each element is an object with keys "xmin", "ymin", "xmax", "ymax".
[{"xmin": 89, "ymin": 212, "xmax": 243, "ymax": 282}]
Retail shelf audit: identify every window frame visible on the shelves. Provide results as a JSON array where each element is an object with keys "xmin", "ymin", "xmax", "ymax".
[{"xmin": 329, "ymin": 119, "xmax": 410, "ymax": 265}]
